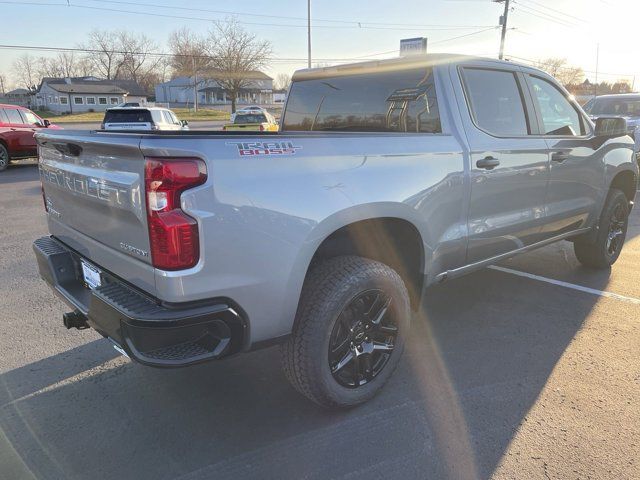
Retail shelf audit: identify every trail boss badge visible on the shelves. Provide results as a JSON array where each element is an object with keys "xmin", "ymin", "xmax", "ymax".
[{"xmin": 226, "ymin": 141, "xmax": 302, "ymax": 156}]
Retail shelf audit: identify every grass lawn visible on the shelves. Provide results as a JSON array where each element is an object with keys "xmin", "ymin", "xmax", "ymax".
[{"xmin": 33, "ymin": 108, "xmax": 230, "ymax": 123}]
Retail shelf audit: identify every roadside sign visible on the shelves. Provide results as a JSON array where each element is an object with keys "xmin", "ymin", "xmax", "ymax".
[{"xmin": 400, "ymin": 37, "xmax": 427, "ymax": 57}]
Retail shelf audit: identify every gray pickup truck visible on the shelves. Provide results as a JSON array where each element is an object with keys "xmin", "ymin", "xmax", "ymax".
[{"xmin": 33, "ymin": 54, "xmax": 638, "ymax": 408}]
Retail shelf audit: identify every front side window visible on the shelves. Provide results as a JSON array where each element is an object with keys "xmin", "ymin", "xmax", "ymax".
[
  {"xmin": 20, "ymin": 110, "xmax": 41, "ymax": 125},
  {"xmin": 283, "ymin": 68, "xmax": 441, "ymax": 133},
  {"xmin": 462, "ymin": 68, "xmax": 529, "ymax": 136},
  {"xmin": 529, "ymin": 76, "xmax": 584, "ymax": 136}
]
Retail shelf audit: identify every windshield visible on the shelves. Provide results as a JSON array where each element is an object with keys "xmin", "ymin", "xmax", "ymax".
[
  {"xmin": 588, "ymin": 97, "xmax": 640, "ymax": 116},
  {"xmin": 234, "ymin": 114, "xmax": 267, "ymax": 124}
]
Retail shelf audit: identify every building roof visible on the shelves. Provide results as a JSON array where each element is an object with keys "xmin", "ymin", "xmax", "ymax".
[
  {"xmin": 5, "ymin": 88, "xmax": 31, "ymax": 96},
  {"xmin": 39, "ymin": 77, "xmax": 146, "ymax": 96},
  {"xmin": 156, "ymin": 70, "xmax": 272, "ymax": 88}
]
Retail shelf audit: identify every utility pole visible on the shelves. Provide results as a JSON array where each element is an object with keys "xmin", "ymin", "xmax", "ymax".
[
  {"xmin": 192, "ymin": 56, "xmax": 198, "ymax": 112},
  {"xmin": 496, "ymin": 0, "xmax": 510, "ymax": 60},
  {"xmin": 307, "ymin": 0, "xmax": 312, "ymax": 68},
  {"xmin": 0, "ymin": 75, "xmax": 5, "ymax": 96},
  {"xmin": 594, "ymin": 43, "xmax": 599, "ymax": 98}
]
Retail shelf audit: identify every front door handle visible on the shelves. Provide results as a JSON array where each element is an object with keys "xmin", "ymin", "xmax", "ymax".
[
  {"xmin": 476, "ymin": 156, "xmax": 500, "ymax": 170},
  {"xmin": 551, "ymin": 151, "xmax": 570, "ymax": 163}
]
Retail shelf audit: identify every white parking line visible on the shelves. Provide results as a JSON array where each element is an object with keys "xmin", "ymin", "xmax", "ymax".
[{"xmin": 488, "ymin": 265, "xmax": 640, "ymax": 305}]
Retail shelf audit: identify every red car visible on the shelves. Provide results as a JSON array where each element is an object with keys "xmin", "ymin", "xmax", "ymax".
[{"xmin": 0, "ymin": 104, "xmax": 60, "ymax": 172}]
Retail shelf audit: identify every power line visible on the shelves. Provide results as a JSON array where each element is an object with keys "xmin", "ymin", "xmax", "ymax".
[
  {"xmin": 517, "ymin": 0, "xmax": 588, "ymax": 24},
  {"xmin": 0, "ymin": 1, "xmax": 496, "ymax": 31},
  {"xmin": 511, "ymin": 2, "xmax": 581, "ymax": 28}
]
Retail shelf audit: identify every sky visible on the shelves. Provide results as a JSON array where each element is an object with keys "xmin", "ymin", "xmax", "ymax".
[{"xmin": 0, "ymin": 0, "xmax": 638, "ymax": 89}]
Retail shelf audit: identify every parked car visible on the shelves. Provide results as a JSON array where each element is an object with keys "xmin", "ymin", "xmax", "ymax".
[
  {"xmin": 34, "ymin": 54, "xmax": 638, "ymax": 408},
  {"xmin": 0, "ymin": 104, "xmax": 60, "ymax": 171},
  {"xmin": 583, "ymin": 94, "xmax": 640, "ymax": 135},
  {"xmin": 222, "ymin": 111, "xmax": 279, "ymax": 132},
  {"xmin": 230, "ymin": 105, "xmax": 267, "ymax": 123},
  {"xmin": 117, "ymin": 102, "xmax": 142, "ymax": 108},
  {"xmin": 101, "ymin": 107, "xmax": 188, "ymax": 131}
]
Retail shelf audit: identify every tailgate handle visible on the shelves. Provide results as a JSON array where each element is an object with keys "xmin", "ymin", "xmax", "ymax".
[{"xmin": 52, "ymin": 142, "xmax": 83, "ymax": 157}]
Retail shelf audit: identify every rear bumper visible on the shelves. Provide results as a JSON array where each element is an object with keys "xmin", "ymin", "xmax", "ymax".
[{"xmin": 33, "ymin": 236, "xmax": 247, "ymax": 367}]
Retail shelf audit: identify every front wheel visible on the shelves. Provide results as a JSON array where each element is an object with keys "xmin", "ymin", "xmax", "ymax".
[
  {"xmin": 0, "ymin": 144, "xmax": 9, "ymax": 172},
  {"xmin": 281, "ymin": 256, "xmax": 410, "ymax": 408},
  {"xmin": 574, "ymin": 189, "xmax": 630, "ymax": 268}
]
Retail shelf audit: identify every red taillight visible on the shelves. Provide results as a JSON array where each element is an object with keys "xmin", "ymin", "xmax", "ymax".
[{"xmin": 144, "ymin": 157, "xmax": 207, "ymax": 270}]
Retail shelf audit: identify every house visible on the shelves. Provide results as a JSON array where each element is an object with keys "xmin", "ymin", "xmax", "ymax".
[
  {"xmin": 33, "ymin": 77, "xmax": 148, "ymax": 113},
  {"xmin": 155, "ymin": 71, "xmax": 273, "ymax": 107},
  {"xmin": 0, "ymin": 88, "xmax": 32, "ymax": 107}
]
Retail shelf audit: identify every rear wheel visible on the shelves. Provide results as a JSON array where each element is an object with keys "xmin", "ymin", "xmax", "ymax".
[
  {"xmin": 574, "ymin": 189, "xmax": 629, "ymax": 268},
  {"xmin": 0, "ymin": 144, "xmax": 8, "ymax": 172},
  {"xmin": 281, "ymin": 256, "xmax": 410, "ymax": 408}
]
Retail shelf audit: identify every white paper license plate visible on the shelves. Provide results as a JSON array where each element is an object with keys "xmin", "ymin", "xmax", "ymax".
[{"xmin": 81, "ymin": 260, "xmax": 102, "ymax": 290}]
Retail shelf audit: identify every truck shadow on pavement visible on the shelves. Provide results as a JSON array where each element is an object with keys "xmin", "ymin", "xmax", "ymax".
[{"xmin": 0, "ymin": 264, "xmax": 610, "ymax": 480}]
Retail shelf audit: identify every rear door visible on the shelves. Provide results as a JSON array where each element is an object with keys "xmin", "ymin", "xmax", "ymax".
[
  {"xmin": 456, "ymin": 63, "xmax": 550, "ymax": 263},
  {"xmin": 522, "ymin": 72, "xmax": 603, "ymax": 236}
]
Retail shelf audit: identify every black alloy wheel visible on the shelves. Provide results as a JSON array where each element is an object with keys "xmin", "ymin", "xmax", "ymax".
[{"xmin": 328, "ymin": 289, "xmax": 398, "ymax": 388}]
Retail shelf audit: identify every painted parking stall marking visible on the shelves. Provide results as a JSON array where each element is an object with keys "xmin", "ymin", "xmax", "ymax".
[{"xmin": 489, "ymin": 265, "xmax": 640, "ymax": 305}]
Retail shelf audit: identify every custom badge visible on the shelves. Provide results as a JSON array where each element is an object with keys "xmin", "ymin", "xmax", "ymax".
[{"xmin": 226, "ymin": 141, "xmax": 302, "ymax": 156}]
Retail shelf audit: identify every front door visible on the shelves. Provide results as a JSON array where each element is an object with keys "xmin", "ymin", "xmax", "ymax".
[
  {"xmin": 456, "ymin": 65, "xmax": 550, "ymax": 264},
  {"xmin": 523, "ymin": 73, "xmax": 603, "ymax": 237}
]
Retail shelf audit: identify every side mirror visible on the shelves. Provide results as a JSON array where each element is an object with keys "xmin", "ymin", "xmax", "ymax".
[
  {"xmin": 181, "ymin": 120, "xmax": 188, "ymax": 127},
  {"xmin": 594, "ymin": 117, "xmax": 628, "ymax": 137},
  {"xmin": 43, "ymin": 119, "xmax": 51, "ymax": 128}
]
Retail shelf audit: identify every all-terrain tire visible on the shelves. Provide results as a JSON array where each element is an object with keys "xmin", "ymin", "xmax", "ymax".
[
  {"xmin": 281, "ymin": 255, "xmax": 410, "ymax": 408},
  {"xmin": 574, "ymin": 188, "xmax": 629, "ymax": 268}
]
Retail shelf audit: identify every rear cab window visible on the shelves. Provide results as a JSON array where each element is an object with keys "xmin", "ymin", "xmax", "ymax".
[
  {"xmin": 235, "ymin": 114, "xmax": 268, "ymax": 124},
  {"xmin": 282, "ymin": 67, "xmax": 441, "ymax": 133},
  {"xmin": 104, "ymin": 109, "xmax": 153, "ymax": 124},
  {"xmin": 461, "ymin": 67, "xmax": 530, "ymax": 136}
]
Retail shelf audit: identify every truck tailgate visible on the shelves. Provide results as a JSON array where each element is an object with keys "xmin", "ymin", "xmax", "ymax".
[{"xmin": 37, "ymin": 130, "xmax": 156, "ymax": 294}]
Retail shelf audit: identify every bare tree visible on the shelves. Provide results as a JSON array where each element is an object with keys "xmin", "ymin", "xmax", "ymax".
[
  {"xmin": 274, "ymin": 73, "xmax": 291, "ymax": 91},
  {"xmin": 118, "ymin": 32, "xmax": 160, "ymax": 83},
  {"xmin": 533, "ymin": 58, "xmax": 585, "ymax": 86},
  {"xmin": 168, "ymin": 27, "xmax": 210, "ymax": 78},
  {"xmin": 12, "ymin": 54, "xmax": 39, "ymax": 91},
  {"xmin": 82, "ymin": 30, "xmax": 125, "ymax": 79},
  {"xmin": 204, "ymin": 19, "xmax": 272, "ymax": 112}
]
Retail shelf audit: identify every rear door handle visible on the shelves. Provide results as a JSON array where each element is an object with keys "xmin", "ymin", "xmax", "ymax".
[
  {"xmin": 551, "ymin": 151, "xmax": 570, "ymax": 163},
  {"xmin": 476, "ymin": 156, "xmax": 500, "ymax": 170}
]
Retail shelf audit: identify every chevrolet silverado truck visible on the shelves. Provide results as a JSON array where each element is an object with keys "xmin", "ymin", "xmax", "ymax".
[{"xmin": 33, "ymin": 54, "xmax": 638, "ymax": 408}]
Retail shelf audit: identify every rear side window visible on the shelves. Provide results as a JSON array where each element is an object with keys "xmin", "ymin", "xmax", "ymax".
[
  {"xmin": 103, "ymin": 109, "xmax": 152, "ymax": 124},
  {"xmin": 283, "ymin": 68, "xmax": 441, "ymax": 133},
  {"xmin": 4, "ymin": 108, "xmax": 25, "ymax": 124},
  {"xmin": 462, "ymin": 68, "xmax": 529, "ymax": 136}
]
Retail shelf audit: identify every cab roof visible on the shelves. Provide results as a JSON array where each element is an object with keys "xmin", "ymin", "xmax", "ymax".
[{"xmin": 292, "ymin": 53, "xmax": 534, "ymax": 81}]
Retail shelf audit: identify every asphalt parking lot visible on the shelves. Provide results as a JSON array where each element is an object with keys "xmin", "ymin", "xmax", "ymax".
[{"xmin": 1, "ymin": 162, "xmax": 638, "ymax": 480}]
